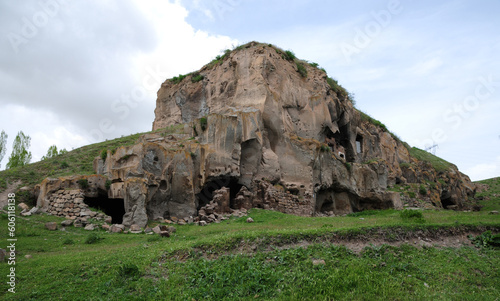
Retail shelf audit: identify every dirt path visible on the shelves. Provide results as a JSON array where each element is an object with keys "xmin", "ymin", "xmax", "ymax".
[{"xmin": 0, "ymin": 180, "xmax": 22, "ymax": 208}]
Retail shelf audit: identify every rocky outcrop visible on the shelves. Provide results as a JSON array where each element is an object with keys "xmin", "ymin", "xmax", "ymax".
[{"xmin": 37, "ymin": 42, "xmax": 477, "ymax": 225}]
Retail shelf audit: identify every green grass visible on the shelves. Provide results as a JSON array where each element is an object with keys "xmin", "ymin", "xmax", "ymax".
[
  {"xmin": 408, "ymin": 147, "xmax": 453, "ymax": 173},
  {"xmin": 296, "ymin": 62, "xmax": 307, "ymax": 78},
  {"xmin": 476, "ymin": 177, "xmax": 500, "ymax": 211},
  {"xmin": 1, "ymin": 189, "xmax": 499, "ymax": 300}
]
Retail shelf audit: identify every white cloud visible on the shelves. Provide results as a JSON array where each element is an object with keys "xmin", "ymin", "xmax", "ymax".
[
  {"xmin": 464, "ymin": 156, "xmax": 500, "ymax": 181},
  {"xmin": 0, "ymin": 0, "xmax": 237, "ymax": 168}
]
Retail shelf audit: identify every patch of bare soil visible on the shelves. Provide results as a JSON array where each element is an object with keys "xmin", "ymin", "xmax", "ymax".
[
  {"xmin": 0, "ymin": 180, "xmax": 22, "ymax": 208},
  {"xmin": 163, "ymin": 225, "xmax": 499, "ymax": 262}
]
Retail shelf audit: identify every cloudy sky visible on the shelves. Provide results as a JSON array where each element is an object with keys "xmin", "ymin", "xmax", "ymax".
[{"xmin": 0, "ymin": 0, "xmax": 498, "ymax": 181}]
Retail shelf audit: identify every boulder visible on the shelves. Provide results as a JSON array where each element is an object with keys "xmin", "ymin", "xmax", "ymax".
[
  {"xmin": 18, "ymin": 203, "xmax": 30, "ymax": 211},
  {"xmin": 45, "ymin": 222, "xmax": 57, "ymax": 231},
  {"xmin": 246, "ymin": 217, "xmax": 254, "ymax": 223},
  {"xmin": 61, "ymin": 220, "xmax": 73, "ymax": 227},
  {"xmin": 84, "ymin": 224, "xmax": 96, "ymax": 231},
  {"xmin": 111, "ymin": 224, "xmax": 125, "ymax": 233},
  {"xmin": 130, "ymin": 224, "xmax": 142, "ymax": 232}
]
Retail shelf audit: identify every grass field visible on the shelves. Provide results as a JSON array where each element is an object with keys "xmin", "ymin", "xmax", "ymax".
[{"xmin": 0, "ymin": 177, "xmax": 499, "ymax": 300}]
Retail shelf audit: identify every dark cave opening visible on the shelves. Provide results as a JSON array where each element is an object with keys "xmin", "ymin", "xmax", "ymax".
[
  {"xmin": 84, "ymin": 194, "xmax": 125, "ymax": 224},
  {"xmin": 196, "ymin": 177, "xmax": 243, "ymax": 210},
  {"xmin": 441, "ymin": 196, "xmax": 454, "ymax": 209}
]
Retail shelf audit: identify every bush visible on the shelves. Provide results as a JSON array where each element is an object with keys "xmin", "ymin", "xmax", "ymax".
[
  {"xmin": 200, "ymin": 117, "xmax": 208, "ymax": 131},
  {"xmin": 296, "ymin": 62, "xmax": 307, "ymax": 78},
  {"xmin": 419, "ymin": 184, "xmax": 427, "ymax": 195},
  {"xmin": 327, "ymin": 77, "xmax": 349, "ymax": 99},
  {"xmin": 60, "ymin": 161, "xmax": 69, "ymax": 169},
  {"xmin": 191, "ymin": 73, "xmax": 204, "ymax": 83},
  {"xmin": 309, "ymin": 62, "xmax": 319, "ymax": 68},
  {"xmin": 100, "ymin": 149, "xmax": 107, "ymax": 161},
  {"xmin": 171, "ymin": 74, "xmax": 187, "ymax": 84},
  {"xmin": 105, "ymin": 180, "xmax": 112, "ymax": 190},
  {"xmin": 284, "ymin": 50, "xmax": 296, "ymax": 61},
  {"xmin": 85, "ymin": 233, "xmax": 103, "ymax": 244},
  {"xmin": 407, "ymin": 191, "xmax": 416, "ymax": 198},
  {"xmin": 469, "ymin": 231, "xmax": 500, "ymax": 249},
  {"xmin": 400, "ymin": 209, "xmax": 425, "ymax": 223},
  {"xmin": 77, "ymin": 179, "xmax": 89, "ymax": 189}
]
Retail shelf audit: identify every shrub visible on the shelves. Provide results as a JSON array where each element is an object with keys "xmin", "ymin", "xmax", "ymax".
[
  {"xmin": 85, "ymin": 233, "xmax": 103, "ymax": 244},
  {"xmin": 105, "ymin": 180, "xmax": 112, "ymax": 190},
  {"xmin": 309, "ymin": 62, "xmax": 319, "ymax": 68},
  {"xmin": 419, "ymin": 184, "xmax": 427, "ymax": 195},
  {"xmin": 400, "ymin": 209, "xmax": 425, "ymax": 223},
  {"xmin": 191, "ymin": 73, "xmax": 204, "ymax": 83},
  {"xmin": 407, "ymin": 191, "xmax": 416, "ymax": 198},
  {"xmin": 284, "ymin": 50, "xmax": 296, "ymax": 61},
  {"xmin": 171, "ymin": 74, "xmax": 187, "ymax": 84},
  {"xmin": 469, "ymin": 231, "xmax": 500, "ymax": 249},
  {"xmin": 60, "ymin": 161, "xmax": 69, "ymax": 169},
  {"xmin": 100, "ymin": 149, "xmax": 107, "ymax": 161},
  {"xmin": 296, "ymin": 62, "xmax": 307, "ymax": 78},
  {"xmin": 77, "ymin": 178, "xmax": 89, "ymax": 189},
  {"xmin": 200, "ymin": 117, "xmax": 208, "ymax": 131},
  {"xmin": 327, "ymin": 77, "xmax": 348, "ymax": 99}
]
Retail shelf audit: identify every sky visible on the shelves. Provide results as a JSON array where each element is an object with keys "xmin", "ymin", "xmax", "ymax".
[{"xmin": 0, "ymin": 0, "xmax": 498, "ymax": 181}]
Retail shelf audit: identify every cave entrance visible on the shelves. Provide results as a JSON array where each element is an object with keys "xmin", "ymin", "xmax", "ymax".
[
  {"xmin": 84, "ymin": 194, "xmax": 125, "ymax": 224},
  {"xmin": 441, "ymin": 196, "xmax": 454, "ymax": 209},
  {"xmin": 332, "ymin": 123, "xmax": 355, "ymax": 162},
  {"xmin": 316, "ymin": 189, "xmax": 334, "ymax": 213},
  {"xmin": 196, "ymin": 177, "xmax": 243, "ymax": 210}
]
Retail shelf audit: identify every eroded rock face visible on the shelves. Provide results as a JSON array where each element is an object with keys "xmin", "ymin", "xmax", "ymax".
[{"xmin": 40, "ymin": 42, "xmax": 477, "ymax": 224}]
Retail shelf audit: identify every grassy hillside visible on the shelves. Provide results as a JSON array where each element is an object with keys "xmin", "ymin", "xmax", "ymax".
[
  {"xmin": 0, "ymin": 125, "xmax": 185, "ymax": 193},
  {"xmin": 1, "ymin": 179, "xmax": 499, "ymax": 300}
]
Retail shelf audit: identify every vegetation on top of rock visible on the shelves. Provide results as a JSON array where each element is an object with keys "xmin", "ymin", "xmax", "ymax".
[
  {"xmin": 408, "ymin": 147, "xmax": 453, "ymax": 173},
  {"xmin": 191, "ymin": 72, "xmax": 204, "ymax": 83},
  {"xmin": 200, "ymin": 116, "xmax": 208, "ymax": 131},
  {"xmin": 296, "ymin": 62, "xmax": 308, "ymax": 78},
  {"xmin": 170, "ymin": 73, "xmax": 188, "ymax": 84},
  {"xmin": 283, "ymin": 50, "xmax": 296, "ymax": 61}
]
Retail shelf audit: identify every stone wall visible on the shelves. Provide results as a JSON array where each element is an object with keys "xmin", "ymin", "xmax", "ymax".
[{"xmin": 46, "ymin": 189, "xmax": 110, "ymax": 225}]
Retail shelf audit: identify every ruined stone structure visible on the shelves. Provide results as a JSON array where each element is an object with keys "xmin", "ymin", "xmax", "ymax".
[{"xmin": 36, "ymin": 42, "xmax": 477, "ymax": 227}]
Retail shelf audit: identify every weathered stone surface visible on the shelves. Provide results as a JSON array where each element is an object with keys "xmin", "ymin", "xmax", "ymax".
[
  {"xmin": 45, "ymin": 222, "xmax": 57, "ymax": 231},
  {"xmin": 246, "ymin": 217, "xmax": 254, "ymax": 223},
  {"xmin": 84, "ymin": 224, "xmax": 96, "ymax": 231},
  {"xmin": 61, "ymin": 220, "xmax": 73, "ymax": 227},
  {"xmin": 111, "ymin": 224, "xmax": 125, "ymax": 233},
  {"xmin": 18, "ymin": 202, "xmax": 29, "ymax": 211},
  {"xmin": 33, "ymin": 42, "xmax": 478, "ymax": 226}
]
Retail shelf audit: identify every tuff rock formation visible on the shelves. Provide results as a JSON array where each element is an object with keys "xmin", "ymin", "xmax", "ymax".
[{"xmin": 36, "ymin": 42, "xmax": 477, "ymax": 227}]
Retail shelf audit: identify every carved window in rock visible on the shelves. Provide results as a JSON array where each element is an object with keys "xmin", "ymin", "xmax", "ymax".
[{"xmin": 356, "ymin": 135, "xmax": 363, "ymax": 154}]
